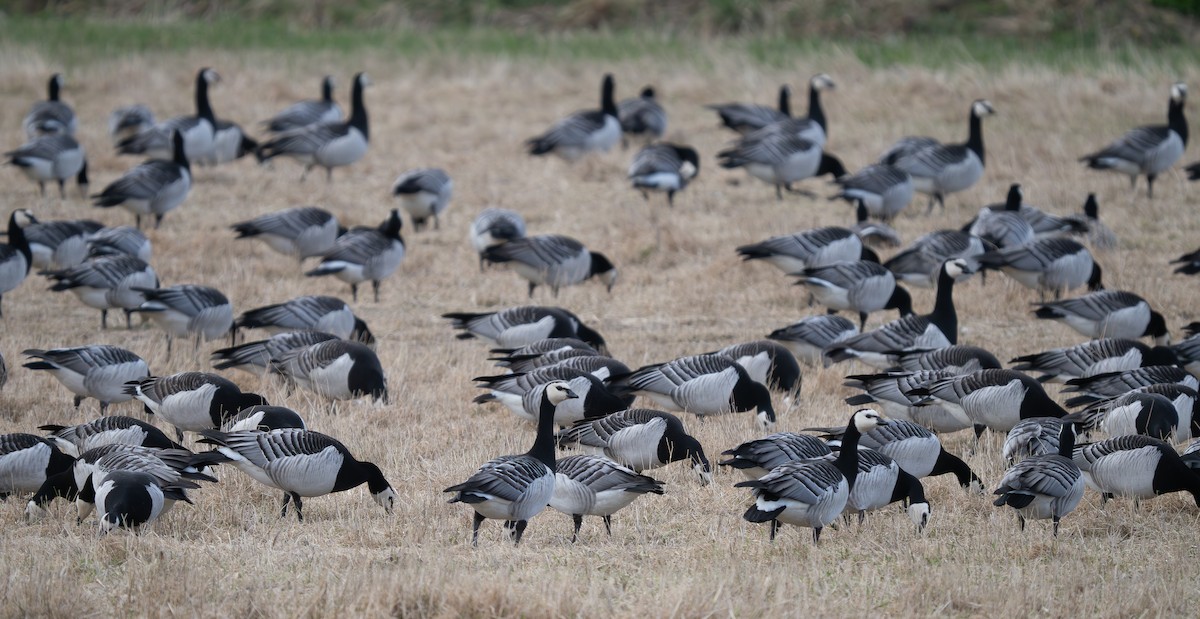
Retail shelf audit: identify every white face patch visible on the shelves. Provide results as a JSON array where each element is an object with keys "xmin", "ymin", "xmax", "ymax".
[
  {"xmin": 853, "ymin": 409, "xmax": 884, "ymax": 432},
  {"xmin": 680, "ymin": 161, "xmax": 697, "ymax": 180},
  {"xmin": 204, "ymin": 69, "xmax": 221, "ymax": 85},
  {"xmin": 1172, "ymin": 82, "xmax": 1187, "ymax": 102},
  {"xmin": 945, "ymin": 259, "xmax": 968, "ymax": 279},
  {"xmin": 973, "ymin": 100, "xmax": 995, "ymax": 117},
  {"xmin": 813, "ymin": 74, "xmax": 835, "ymax": 90},
  {"xmin": 908, "ymin": 502, "xmax": 931, "ymax": 530}
]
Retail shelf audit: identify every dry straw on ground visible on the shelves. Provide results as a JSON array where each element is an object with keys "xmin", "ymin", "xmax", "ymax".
[{"xmin": 0, "ymin": 37, "xmax": 1199, "ymax": 619}]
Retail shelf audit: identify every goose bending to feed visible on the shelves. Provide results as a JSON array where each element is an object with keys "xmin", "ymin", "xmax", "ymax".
[
  {"xmin": 262, "ymin": 75, "xmax": 342, "ymax": 133},
  {"xmin": 548, "ymin": 454, "xmax": 664, "ymax": 542},
  {"xmin": 222, "ymin": 405, "xmax": 307, "ymax": 432},
  {"xmin": 888, "ymin": 99, "xmax": 994, "ymax": 211},
  {"xmin": 793, "ymin": 261, "xmax": 913, "ymax": 330},
  {"xmin": 444, "ymin": 305, "xmax": 607, "ymax": 353},
  {"xmin": 1033, "ymin": 290, "xmax": 1169, "ymax": 344},
  {"xmin": 888, "ymin": 345, "xmax": 1003, "ymax": 374},
  {"xmin": 1071, "ymin": 391, "xmax": 1180, "ymax": 441},
  {"xmin": 883, "ymin": 229, "xmax": 987, "ymax": 289},
  {"xmin": 557, "ymin": 408, "xmax": 712, "ymax": 484},
  {"xmin": 964, "ymin": 184, "xmax": 1035, "ymax": 249},
  {"xmin": 1003, "ymin": 417, "xmax": 1065, "ymax": 464},
  {"xmin": 5, "ymin": 134, "xmax": 88, "ymax": 198},
  {"xmin": 993, "ymin": 421, "xmax": 1082, "ymax": 536},
  {"xmin": 23, "ymin": 346, "xmax": 149, "ymax": 413},
  {"xmin": 92, "ymin": 130, "xmax": 191, "ymax": 229},
  {"xmin": 483, "ymin": 233, "xmax": 616, "ymax": 298},
  {"xmin": 0, "ymin": 433, "xmax": 76, "ymax": 499},
  {"xmin": 907, "ymin": 368, "xmax": 1069, "ymax": 436},
  {"xmin": 392, "ymin": 168, "xmax": 452, "ymax": 232},
  {"xmin": 232, "ymin": 206, "xmax": 341, "ymax": 263},
  {"xmin": 233, "ymin": 295, "xmax": 374, "ymax": 344},
  {"xmin": 130, "ymin": 284, "xmax": 233, "ymax": 355},
  {"xmin": 40, "ymin": 416, "xmax": 185, "ymax": 457},
  {"xmin": 116, "ymin": 68, "xmax": 219, "ymax": 162},
  {"xmin": 712, "ymin": 340, "xmax": 802, "ymax": 396},
  {"xmin": 707, "ymin": 84, "xmax": 791, "ymax": 135},
  {"xmin": 470, "ymin": 208, "xmax": 526, "ymax": 270},
  {"xmin": 87, "ymin": 226, "xmax": 152, "ymax": 262},
  {"xmin": 23, "ymin": 218, "xmax": 102, "ymax": 270},
  {"xmin": 69, "ymin": 445, "xmax": 217, "ymax": 523},
  {"xmin": 845, "ymin": 448, "xmax": 930, "ymax": 530},
  {"xmin": 1061, "ymin": 366, "xmax": 1198, "ymax": 407},
  {"xmin": 200, "ymin": 428, "xmax": 395, "ymax": 522},
  {"xmin": 976, "ymin": 237, "xmax": 1102, "ymax": 301},
  {"xmin": 736, "ymin": 226, "xmax": 870, "ymax": 276},
  {"xmin": 831, "ymin": 163, "xmax": 913, "ymax": 222},
  {"xmin": 44, "ymin": 254, "xmax": 159, "ymax": 329},
  {"xmin": 737, "ymin": 409, "xmax": 888, "ymax": 543},
  {"xmin": 272, "ymin": 339, "xmax": 388, "ymax": 404},
  {"xmin": 445, "ymin": 382, "xmax": 578, "ymax": 545},
  {"xmin": 474, "ymin": 367, "xmax": 627, "ymax": 426},
  {"xmin": 23, "ymin": 73, "xmax": 76, "ymax": 138},
  {"xmin": 719, "ymin": 432, "xmax": 832, "ymax": 480},
  {"xmin": 717, "ymin": 131, "xmax": 846, "ymax": 200},
  {"xmin": 92, "ymin": 470, "xmax": 191, "ymax": 534},
  {"xmin": 256, "ymin": 72, "xmax": 371, "ymax": 181},
  {"xmin": 766, "ymin": 315, "xmax": 858, "ymax": 366},
  {"xmin": 1011, "ymin": 338, "xmax": 1179, "ymax": 383},
  {"xmin": 125, "ymin": 372, "xmax": 267, "ymax": 441},
  {"xmin": 842, "ymin": 370, "xmax": 975, "ymax": 434},
  {"xmin": 609, "ymin": 354, "xmax": 777, "ymax": 429},
  {"xmin": 617, "ymin": 86, "xmax": 667, "ymax": 148},
  {"xmin": 210, "ymin": 330, "xmax": 340, "ymax": 376},
  {"xmin": 0, "ymin": 209, "xmax": 36, "ymax": 317},
  {"xmin": 305, "ymin": 209, "xmax": 404, "ymax": 302},
  {"xmin": 527, "ymin": 74, "xmax": 620, "ymax": 161},
  {"xmin": 1081, "ymin": 82, "xmax": 1188, "ymax": 199},
  {"xmin": 850, "ymin": 201, "xmax": 902, "ymax": 248},
  {"xmin": 628, "ymin": 142, "xmax": 700, "ymax": 206},
  {"xmin": 1073, "ymin": 435, "xmax": 1200, "ymax": 508},
  {"xmin": 826, "ymin": 258, "xmax": 972, "ymax": 369},
  {"xmin": 807, "ymin": 417, "xmax": 982, "ymax": 489}
]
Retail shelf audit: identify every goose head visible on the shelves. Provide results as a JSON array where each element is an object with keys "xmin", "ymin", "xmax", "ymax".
[
  {"xmin": 1172, "ymin": 82, "xmax": 1188, "ymax": 104},
  {"xmin": 200, "ymin": 68, "xmax": 221, "ymax": 86},
  {"xmin": 850, "ymin": 408, "xmax": 889, "ymax": 434},
  {"xmin": 907, "ymin": 501, "xmax": 931, "ymax": 531},
  {"xmin": 971, "ymin": 99, "xmax": 995, "ymax": 119},
  {"xmin": 942, "ymin": 257, "xmax": 974, "ymax": 281},
  {"xmin": 544, "ymin": 381, "xmax": 579, "ymax": 406},
  {"xmin": 810, "ymin": 73, "xmax": 836, "ymax": 91},
  {"xmin": 12, "ymin": 208, "xmax": 37, "ymax": 230},
  {"xmin": 639, "ymin": 86, "xmax": 655, "ymax": 99},
  {"xmin": 48, "ymin": 73, "xmax": 64, "ymax": 100},
  {"xmin": 362, "ymin": 461, "xmax": 395, "ymax": 514},
  {"xmin": 589, "ymin": 252, "xmax": 618, "ymax": 293},
  {"xmin": 1147, "ymin": 311, "xmax": 1170, "ymax": 345},
  {"xmin": 676, "ymin": 146, "xmax": 700, "ymax": 181}
]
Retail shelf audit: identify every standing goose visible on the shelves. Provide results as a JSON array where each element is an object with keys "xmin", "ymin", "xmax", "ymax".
[
  {"xmin": 609, "ymin": 354, "xmax": 777, "ymax": 429},
  {"xmin": 0, "ymin": 433, "xmax": 76, "ymax": 499},
  {"xmin": 890, "ymin": 99, "xmax": 995, "ymax": 212},
  {"xmin": 39, "ymin": 416, "xmax": 185, "ymax": 457},
  {"xmin": 23, "ymin": 218, "xmax": 103, "ymax": 270},
  {"xmin": 716, "ymin": 131, "xmax": 846, "ymax": 200},
  {"xmin": 469, "ymin": 208, "xmax": 527, "ymax": 270},
  {"xmin": 907, "ymin": 368, "xmax": 1069, "ymax": 436},
  {"xmin": 392, "ymin": 168, "xmax": 452, "ymax": 232},
  {"xmin": 843, "ymin": 370, "xmax": 975, "ymax": 434},
  {"xmin": 964, "ymin": 184, "xmax": 1035, "ymax": 249},
  {"xmin": 883, "ymin": 229, "xmax": 988, "ymax": 289},
  {"xmin": 125, "ymin": 372, "xmax": 267, "ymax": 441},
  {"xmin": 526, "ymin": 74, "xmax": 620, "ymax": 161},
  {"xmin": 1033, "ymin": 290, "xmax": 1169, "ymax": 344},
  {"xmin": 92, "ymin": 130, "xmax": 192, "ymax": 229},
  {"xmin": 23, "ymin": 346, "xmax": 149, "ymax": 413},
  {"xmin": 0, "ymin": 209, "xmax": 35, "ymax": 317},
  {"xmin": 971, "ymin": 184, "xmax": 1089, "ymax": 240},
  {"xmin": 826, "ymin": 258, "xmax": 972, "ymax": 369},
  {"xmin": 87, "ymin": 226, "xmax": 152, "ymax": 263},
  {"xmin": 736, "ymin": 226, "xmax": 869, "ymax": 276},
  {"xmin": 713, "ymin": 340, "xmax": 802, "ymax": 397},
  {"xmin": 749, "ymin": 74, "xmax": 837, "ymax": 146},
  {"xmin": 116, "ymin": 68, "xmax": 219, "ymax": 163},
  {"xmin": 130, "ymin": 284, "xmax": 233, "ymax": 355},
  {"xmin": 806, "ymin": 417, "xmax": 982, "ymax": 490},
  {"xmin": 445, "ymin": 382, "xmax": 579, "ymax": 545},
  {"xmin": 443, "ymin": 306, "xmax": 607, "ymax": 353},
  {"xmin": 204, "ymin": 119, "xmax": 258, "ymax": 166},
  {"xmin": 766, "ymin": 315, "xmax": 858, "ymax": 367},
  {"xmin": 232, "ymin": 206, "xmax": 341, "ymax": 263},
  {"xmin": 736, "ymin": 409, "xmax": 889, "ymax": 543},
  {"xmin": 888, "ymin": 345, "xmax": 1003, "ymax": 374},
  {"xmin": 200, "ymin": 428, "xmax": 395, "ymax": 522},
  {"xmin": 272, "ymin": 339, "xmax": 388, "ymax": 404},
  {"xmin": 617, "ymin": 86, "xmax": 667, "ymax": 148},
  {"xmin": 210, "ymin": 330, "xmax": 340, "ymax": 376},
  {"xmin": 628, "ymin": 142, "xmax": 700, "ymax": 207},
  {"xmin": 976, "ymin": 237, "xmax": 1103, "ymax": 301},
  {"xmin": 719, "ymin": 432, "xmax": 832, "ymax": 480},
  {"xmin": 262, "ymin": 75, "xmax": 342, "ymax": 133},
  {"xmin": 556, "ymin": 408, "xmax": 712, "ymax": 484},
  {"xmin": 845, "ymin": 448, "xmax": 930, "ymax": 530},
  {"xmin": 993, "ymin": 421, "xmax": 1083, "ymax": 536},
  {"xmin": 305, "ymin": 209, "xmax": 404, "ymax": 302},
  {"xmin": 44, "ymin": 254, "xmax": 159, "ymax": 329},
  {"xmin": 5, "ymin": 134, "xmax": 88, "ymax": 198},
  {"xmin": 23, "ymin": 73, "xmax": 76, "ymax": 138},
  {"xmin": 1073, "ymin": 434, "xmax": 1200, "ymax": 508},
  {"xmin": 256, "ymin": 72, "xmax": 371, "ymax": 182},
  {"xmin": 793, "ymin": 261, "xmax": 914, "ymax": 330},
  {"xmin": 483, "ymin": 234, "xmax": 616, "ymax": 298},
  {"xmin": 831, "ymin": 164, "xmax": 914, "ymax": 222},
  {"xmin": 707, "ymin": 84, "xmax": 791, "ymax": 135},
  {"xmin": 548, "ymin": 454, "xmax": 664, "ymax": 542},
  {"xmin": 474, "ymin": 366, "xmax": 628, "ymax": 426},
  {"xmin": 234, "ymin": 295, "xmax": 374, "ymax": 345},
  {"xmin": 1081, "ymin": 82, "xmax": 1188, "ymax": 199},
  {"xmin": 1011, "ymin": 338, "xmax": 1180, "ymax": 383}
]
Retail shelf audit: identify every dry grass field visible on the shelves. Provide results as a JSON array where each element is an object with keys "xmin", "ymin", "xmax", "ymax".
[{"xmin": 2, "ymin": 23, "xmax": 1200, "ymax": 619}]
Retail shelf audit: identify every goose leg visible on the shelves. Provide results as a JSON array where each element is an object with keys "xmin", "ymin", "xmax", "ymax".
[
  {"xmin": 471, "ymin": 512, "xmax": 485, "ymax": 547},
  {"xmin": 101, "ymin": 309, "xmax": 108, "ymax": 330},
  {"xmin": 857, "ymin": 510, "xmax": 866, "ymax": 526},
  {"xmin": 135, "ymin": 214, "xmax": 142, "ymax": 230},
  {"xmin": 812, "ymin": 526, "xmax": 822, "ymax": 544},
  {"xmin": 1017, "ymin": 514, "xmax": 1026, "ymax": 531},
  {"xmin": 292, "ymin": 494, "xmax": 304, "ymax": 522},
  {"xmin": 1147, "ymin": 174, "xmax": 1157, "ymax": 199},
  {"xmin": 124, "ymin": 309, "xmax": 134, "ymax": 329},
  {"xmin": 602, "ymin": 515, "xmax": 613, "ymax": 536},
  {"xmin": 511, "ymin": 519, "xmax": 529, "ymax": 545},
  {"xmin": 280, "ymin": 492, "xmax": 292, "ymax": 517},
  {"xmin": 572, "ymin": 514, "xmax": 583, "ymax": 543},
  {"xmin": 154, "ymin": 214, "xmax": 163, "ymax": 230},
  {"xmin": 175, "ymin": 428, "xmax": 184, "ymax": 443},
  {"xmin": 350, "ymin": 283, "xmax": 358, "ymax": 303},
  {"xmin": 775, "ymin": 184, "xmax": 783, "ymax": 201},
  {"xmin": 1052, "ymin": 516, "xmax": 1061, "ymax": 537},
  {"xmin": 58, "ymin": 179, "xmax": 66, "ymax": 199},
  {"xmin": 73, "ymin": 395, "xmax": 84, "ymax": 408},
  {"xmin": 527, "ymin": 282, "xmax": 537, "ymax": 298},
  {"xmin": 769, "ymin": 519, "xmax": 779, "ymax": 541},
  {"xmin": 858, "ymin": 312, "xmax": 868, "ymax": 331},
  {"xmin": 372, "ymin": 280, "xmax": 380, "ymax": 303}
]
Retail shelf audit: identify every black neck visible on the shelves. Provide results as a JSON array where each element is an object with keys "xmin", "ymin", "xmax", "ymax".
[
  {"xmin": 932, "ymin": 449, "xmax": 977, "ymax": 488},
  {"xmin": 1084, "ymin": 194, "xmax": 1098, "ymax": 219},
  {"xmin": 1055, "ymin": 422, "xmax": 1076, "ymax": 457},
  {"xmin": 1170, "ymin": 95, "xmax": 1188, "ymax": 147},
  {"xmin": 7, "ymin": 212, "xmax": 31, "ymax": 269},
  {"xmin": 966, "ymin": 107, "xmax": 985, "ymax": 163},
  {"xmin": 528, "ymin": 390, "xmax": 558, "ymax": 469},
  {"xmin": 834, "ymin": 418, "xmax": 863, "ymax": 490},
  {"xmin": 333, "ymin": 457, "xmax": 384, "ymax": 493},
  {"xmin": 931, "ymin": 265, "xmax": 959, "ymax": 345},
  {"xmin": 379, "ymin": 210, "xmax": 403, "ymax": 240},
  {"xmin": 891, "ymin": 470, "xmax": 925, "ymax": 505},
  {"xmin": 48, "ymin": 75, "xmax": 61, "ymax": 101},
  {"xmin": 172, "ymin": 132, "xmax": 190, "ymax": 170},
  {"xmin": 1004, "ymin": 185, "xmax": 1021, "ymax": 211},
  {"xmin": 1020, "ymin": 380, "xmax": 1068, "ymax": 419},
  {"xmin": 778, "ymin": 86, "xmax": 791, "ymax": 117},
  {"xmin": 808, "ymin": 82, "xmax": 826, "ymax": 132},
  {"xmin": 321, "ymin": 77, "xmax": 334, "ymax": 103},
  {"xmin": 887, "ymin": 286, "xmax": 914, "ymax": 316},
  {"xmin": 195, "ymin": 70, "xmax": 214, "ymax": 123},
  {"xmin": 600, "ymin": 75, "xmax": 617, "ymax": 118},
  {"xmin": 349, "ymin": 74, "xmax": 369, "ymax": 138}
]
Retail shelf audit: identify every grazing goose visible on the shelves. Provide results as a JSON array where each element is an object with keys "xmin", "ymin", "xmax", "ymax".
[
  {"xmin": 808, "ymin": 418, "xmax": 982, "ymax": 490},
  {"xmin": 907, "ymin": 368, "xmax": 1069, "ymax": 436},
  {"xmin": 1003, "ymin": 417, "xmax": 1065, "ymax": 464},
  {"xmin": 1033, "ymin": 290, "xmax": 1169, "ymax": 344},
  {"xmin": 222, "ymin": 405, "xmax": 307, "ymax": 432},
  {"xmin": 392, "ymin": 168, "xmax": 452, "ymax": 232},
  {"xmin": 469, "ymin": 208, "xmax": 527, "ymax": 270},
  {"xmin": 40, "ymin": 416, "xmax": 185, "ymax": 457},
  {"xmin": 993, "ymin": 421, "xmax": 1082, "ymax": 536},
  {"xmin": 445, "ymin": 382, "xmax": 578, "ymax": 544},
  {"xmin": 263, "ymin": 75, "xmax": 342, "ymax": 133},
  {"xmin": 234, "ymin": 295, "xmax": 374, "ymax": 345},
  {"xmin": 883, "ymin": 230, "xmax": 988, "ymax": 288},
  {"xmin": 305, "ymin": 209, "xmax": 404, "ymax": 302},
  {"xmin": 713, "ymin": 340, "xmax": 802, "ymax": 396},
  {"xmin": 878, "ymin": 136, "xmax": 941, "ymax": 166},
  {"xmin": 1011, "ymin": 338, "xmax": 1179, "ymax": 383},
  {"xmin": 707, "ymin": 84, "xmax": 791, "ymax": 135},
  {"xmin": 527, "ymin": 74, "xmax": 620, "ymax": 161},
  {"xmin": 888, "ymin": 345, "xmax": 1003, "ymax": 374},
  {"xmin": 272, "ymin": 340, "xmax": 387, "ymax": 403},
  {"xmin": 108, "ymin": 105, "xmax": 155, "ymax": 146},
  {"xmin": 1061, "ymin": 366, "xmax": 1198, "ymax": 407},
  {"xmin": 717, "ymin": 131, "xmax": 846, "ymax": 200},
  {"xmin": 125, "ymin": 372, "xmax": 268, "ymax": 441},
  {"xmin": 609, "ymin": 354, "xmax": 777, "ymax": 429},
  {"xmin": 845, "ymin": 448, "xmax": 930, "ymax": 530},
  {"xmin": 44, "ymin": 254, "xmax": 159, "ymax": 329},
  {"xmin": 1120, "ymin": 383, "xmax": 1198, "ymax": 441},
  {"xmin": 23, "ymin": 346, "xmax": 150, "ymax": 413},
  {"xmin": 87, "ymin": 226, "xmax": 152, "ymax": 262},
  {"xmin": 1065, "ymin": 193, "xmax": 1119, "ymax": 250},
  {"xmin": 766, "ymin": 315, "xmax": 858, "ymax": 366},
  {"xmin": 92, "ymin": 130, "xmax": 192, "ymax": 229},
  {"xmin": 793, "ymin": 261, "xmax": 913, "ymax": 330},
  {"xmin": 490, "ymin": 337, "xmax": 600, "ymax": 365},
  {"xmin": 210, "ymin": 330, "xmax": 340, "ymax": 376},
  {"xmin": 514, "ymin": 353, "xmax": 628, "ymax": 384},
  {"xmin": 256, "ymin": 72, "xmax": 371, "ymax": 181},
  {"xmin": 548, "ymin": 454, "xmax": 664, "ymax": 542},
  {"xmin": 473, "ymin": 366, "xmax": 628, "ymax": 426},
  {"xmin": 748, "ymin": 74, "xmax": 837, "ymax": 145},
  {"xmin": 556, "ymin": 408, "xmax": 712, "ymax": 484},
  {"xmin": 617, "ymin": 86, "xmax": 667, "ymax": 148},
  {"xmin": 232, "ymin": 206, "xmax": 341, "ymax": 263},
  {"xmin": 1172, "ymin": 333, "xmax": 1200, "ymax": 377},
  {"xmin": 444, "ymin": 306, "xmax": 607, "ymax": 353},
  {"xmin": 0, "ymin": 208, "xmax": 36, "ymax": 317},
  {"xmin": 719, "ymin": 432, "xmax": 832, "ymax": 480},
  {"xmin": 116, "ymin": 68, "xmax": 219, "ymax": 162},
  {"xmin": 843, "ymin": 370, "xmax": 975, "ymax": 434},
  {"xmin": 831, "ymin": 163, "xmax": 914, "ymax": 222},
  {"xmin": 1071, "ymin": 391, "xmax": 1180, "ymax": 441},
  {"xmin": 889, "ymin": 99, "xmax": 995, "ymax": 211},
  {"xmin": 737, "ymin": 409, "xmax": 888, "ymax": 543},
  {"xmin": 200, "ymin": 428, "xmax": 395, "ymax": 522},
  {"xmin": 483, "ymin": 234, "xmax": 617, "ymax": 298},
  {"xmin": 130, "ymin": 284, "xmax": 233, "ymax": 355},
  {"xmin": 736, "ymin": 226, "xmax": 870, "ymax": 276},
  {"xmin": 92, "ymin": 470, "xmax": 190, "ymax": 533},
  {"xmin": 23, "ymin": 73, "xmax": 76, "ymax": 138},
  {"xmin": 976, "ymin": 237, "xmax": 1102, "ymax": 301},
  {"xmin": 70, "ymin": 445, "xmax": 215, "ymax": 522},
  {"xmin": 826, "ymin": 258, "xmax": 972, "ymax": 369},
  {"xmin": 850, "ymin": 201, "xmax": 903, "ymax": 248},
  {"xmin": 1081, "ymin": 82, "xmax": 1188, "ymax": 199},
  {"xmin": 0, "ymin": 433, "xmax": 76, "ymax": 499},
  {"xmin": 964, "ymin": 184, "xmax": 1035, "ymax": 249},
  {"xmin": 1171, "ymin": 246, "xmax": 1200, "ymax": 275},
  {"xmin": 1073, "ymin": 435, "xmax": 1200, "ymax": 508},
  {"xmin": 628, "ymin": 142, "xmax": 700, "ymax": 206},
  {"xmin": 5, "ymin": 134, "xmax": 88, "ymax": 198},
  {"xmin": 23, "ymin": 217, "xmax": 102, "ymax": 270},
  {"xmin": 971, "ymin": 184, "xmax": 1089, "ymax": 240}
]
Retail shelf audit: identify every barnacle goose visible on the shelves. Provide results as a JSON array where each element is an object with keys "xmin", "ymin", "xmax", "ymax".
[
  {"xmin": 527, "ymin": 74, "xmax": 620, "ymax": 161},
  {"xmin": 87, "ymin": 226, "xmax": 152, "ymax": 263},
  {"xmin": 108, "ymin": 105, "xmax": 155, "ymax": 146},
  {"xmin": 1069, "ymin": 391, "xmax": 1180, "ymax": 441},
  {"xmin": 969, "ymin": 183, "xmax": 1089, "ymax": 240},
  {"xmin": 234, "ymin": 295, "xmax": 374, "ymax": 345},
  {"xmin": 470, "ymin": 208, "xmax": 527, "ymax": 270},
  {"xmin": 609, "ymin": 354, "xmax": 777, "ymax": 429},
  {"xmin": 717, "ymin": 131, "xmax": 846, "ymax": 200},
  {"xmin": 617, "ymin": 86, "xmax": 667, "ymax": 148},
  {"xmin": 845, "ymin": 448, "xmax": 930, "ymax": 530},
  {"xmin": 93, "ymin": 471, "xmax": 190, "ymax": 533},
  {"xmin": 262, "ymin": 75, "xmax": 342, "ymax": 133},
  {"xmin": 445, "ymin": 382, "xmax": 578, "ymax": 544},
  {"xmin": 1173, "ymin": 332, "xmax": 1200, "ymax": 377},
  {"xmin": 232, "ymin": 206, "xmax": 341, "ymax": 263},
  {"xmin": 5, "ymin": 134, "xmax": 88, "ymax": 198},
  {"xmin": 93, "ymin": 130, "xmax": 191, "ymax": 229},
  {"xmin": 1073, "ymin": 435, "xmax": 1200, "ymax": 508},
  {"xmin": 1171, "ymin": 246, "xmax": 1200, "ymax": 275},
  {"xmin": 392, "ymin": 168, "xmax": 452, "ymax": 231},
  {"xmin": 993, "ymin": 422, "xmax": 1082, "ymax": 536},
  {"xmin": 850, "ymin": 201, "xmax": 903, "ymax": 248},
  {"xmin": 737, "ymin": 409, "xmax": 888, "ymax": 543},
  {"xmin": 44, "ymin": 254, "xmax": 158, "ymax": 329},
  {"xmin": 1011, "ymin": 338, "xmax": 1179, "ymax": 383},
  {"xmin": 305, "ymin": 209, "xmax": 404, "ymax": 302},
  {"xmin": 210, "ymin": 330, "xmax": 340, "ymax": 376},
  {"xmin": 766, "ymin": 315, "xmax": 858, "ymax": 366},
  {"xmin": 1061, "ymin": 366, "xmax": 1198, "ymax": 407},
  {"xmin": 719, "ymin": 432, "xmax": 832, "ymax": 480},
  {"xmin": 23, "ymin": 346, "xmax": 149, "ymax": 413},
  {"xmin": 490, "ymin": 337, "xmax": 600, "ymax": 366},
  {"xmin": 130, "ymin": 284, "xmax": 232, "ymax": 355},
  {"xmin": 23, "ymin": 217, "xmax": 102, "ymax": 270},
  {"xmin": 125, "ymin": 372, "xmax": 267, "ymax": 441},
  {"xmin": 793, "ymin": 261, "xmax": 913, "ymax": 330},
  {"xmin": 201, "ymin": 427, "xmax": 395, "ymax": 522},
  {"xmin": 444, "ymin": 306, "xmax": 607, "ymax": 353},
  {"xmin": 831, "ymin": 163, "xmax": 914, "ymax": 222},
  {"xmin": 272, "ymin": 339, "xmax": 388, "ymax": 403},
  {"xmin": 628, "ymin": 142, "xmax": 700, "ymax": 206},
  {"xmin": 887, "ymin": 345, "xmax": 1003, "ymax": 374},
  {"xmin": 736, "ymin": 226, "xmax": 872, "ymax": 275},
  {"xmin": 712, "ymin": 340, "xmax": 802, "ymax": 396},
  {"xmin": 23, "ymin": 74, "xmax": 76, "ymax": 138},
  {"xmin": 747, "ymin": 74, "xmax": 837, "ymax": 146},
  {"xmin": 1003, "ymin": 417, "xmax": 1064, "ymax": 464},
  {"xmin": 0, "ymin": 433, "xmax": 76, "ymax": 499},
  {"xmin": 256, "ymin": 72, "xmax": 371, "ymax": 181},
  {"xmin": 556, "ymin": 408, "xmax": 712, "ymax": 484},
  {"xmin": 1081, "ymin": 82, "xmax": 1188, "ymax": 199},
  {"xmin": 517, "ymin": 352, "xmax": 628, "ymax": 383},
  {"xmin": 807, "ymin": 418, "xmax": 983, "ymax": 490},
  {"xmin": 964, "ymin": 184, "xmax": 1035, "ymax": 249},
  {"xmin": 116, "ymin": 68, "xmax": 219, "ymax": 163},
  {"xmin": 707, "ymin": 84, "xmax": 791, "ymax": 135},
  {"xmin": 483, "ymin": 234, "xmax": 616, "ymax": 298},
  {"xmin": 883, "ymin": 230, "xmax": 987, "ymax": 288},
  {"xmin": 1066, "ymin": 193, "xmax": 1118, "ymax": 250},
  {"xmin": 0, "ymin": 208, "xmax": 36, "ymax": 317},
  {"xmin": 889, "ymin": 99, "xmax": 995, "ymax": 212},
  {"xmin": 1033, "ymin": 290, "xmax": 1169, "ymax": 344},
  {"xmin": 976, "ymin": 237, "xmax": 1102, "ymax": 301},
  {"xmin": 906, "ymin": 368, "xmax": 1069, "ymax": 436},
  {"xmin": 548, "ymin": 454, "xmax": 664, "ymax": 542},
  {"xmin": 70, "ymin": 445, "xmax": 216, "ymax": 523},
  {"xmin": 843, "ymin": 370, "xmax": 975, "ymax": 434},
  {"xmin": 222, "ymin": 405, "xmax": 307, "ymax": 432},
  {"xmin": 473, "ymin": 365, "xmax": 628, "ymax": 426},
  {"xmin": 39, "ymin": 416, "xmax": 184, "ymax": 458},
  {"xmin": 203, "ymin": 119, "xmax": 258, "ymax": 166}
]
